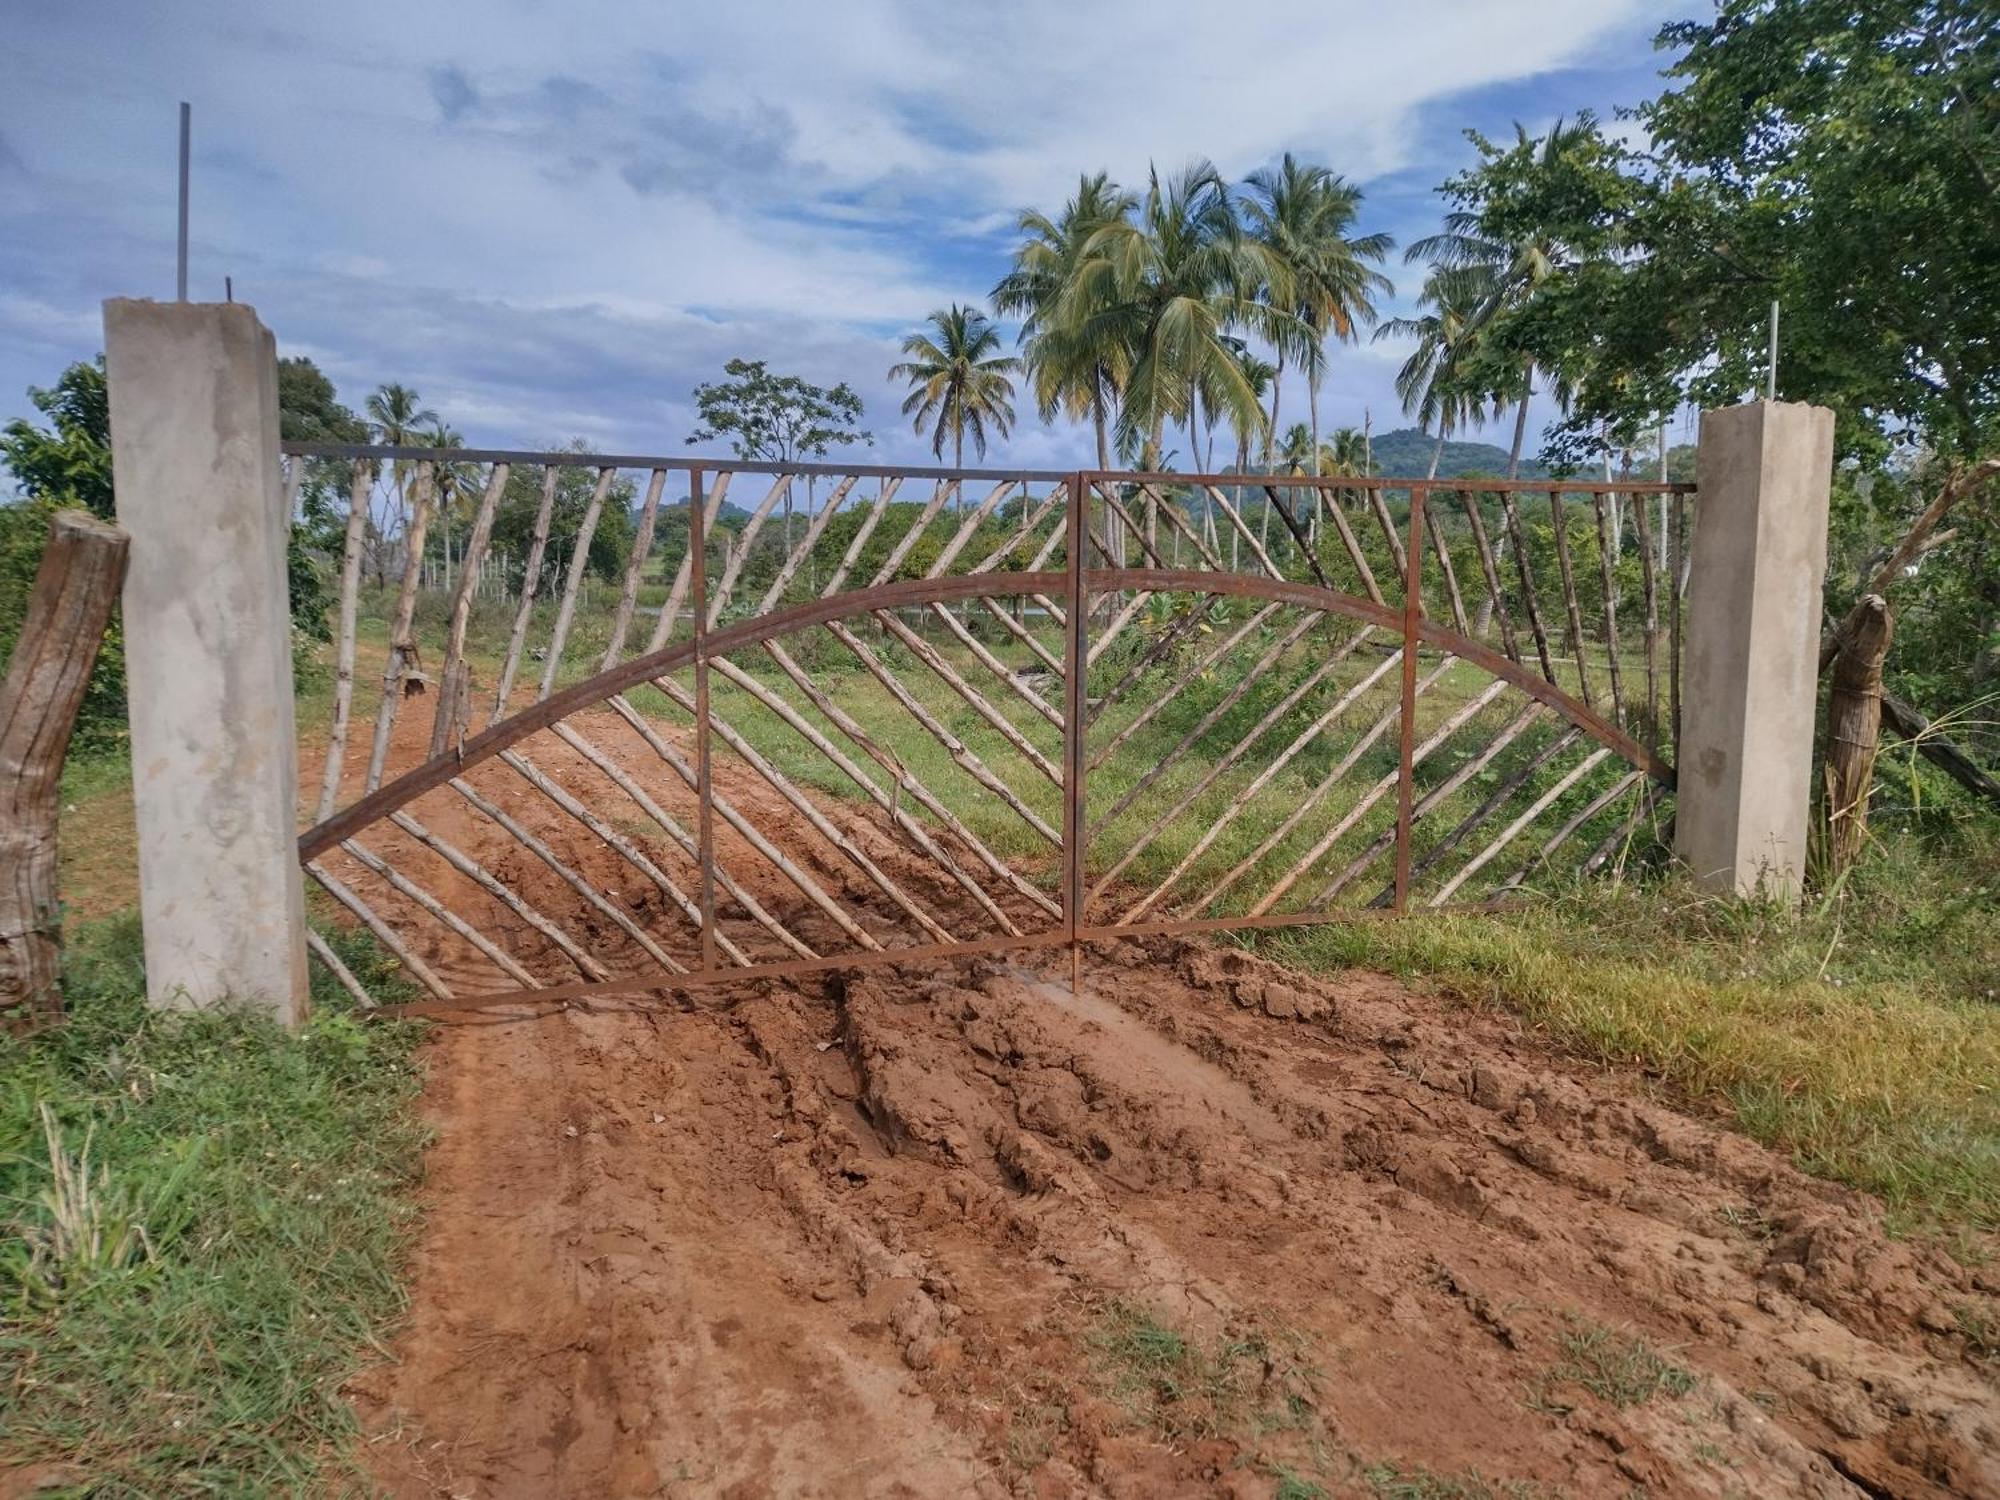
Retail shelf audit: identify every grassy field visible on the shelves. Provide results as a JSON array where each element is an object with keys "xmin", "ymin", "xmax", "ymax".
[{"xmin": 0, "ymin": 919, "xmax": 426, "ymax": 1496}]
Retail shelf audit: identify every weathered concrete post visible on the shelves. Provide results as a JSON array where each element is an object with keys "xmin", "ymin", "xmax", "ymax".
[
  {"xmin": 103, "ymin": 300, "xmax": 309, "ymax": 1024},
  {"xmin": 1675, "ymin": 400, "xmax": 1834, "ymax": 902}
]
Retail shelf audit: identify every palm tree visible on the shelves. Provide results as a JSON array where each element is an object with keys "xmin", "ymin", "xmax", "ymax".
[
  {"xmin": 422, "ymin": 422, "xmax": 469, "ymax": 588},
  {"xmin": 994, "ymin": 173, "xmax": 1137, "ymax": 471},
  {"xmin": 1241, "ymin": 155, "xmax": 1394, "ymax": 473},
  {"xmin": 1224, "ymin": 351, "xmax": 1274, "ymax": 567},
  {"xmin": 364, "ymin": 382, "xmax": 438, "ymax": 584},
  {"xmin": 890, "ymin": 306, "xmax": 1020, "ymax": 486},
  {"xmin": 1374, "ymin": 266, "xmax": 1495, "ymax": 477},
  {"xmin": 1067, "ymin": 161, "xmax": 1310, "ymax": 468},
  {"xmin": 1403, "ymin": 116, "xmax": 1596, "ymax": 480}
]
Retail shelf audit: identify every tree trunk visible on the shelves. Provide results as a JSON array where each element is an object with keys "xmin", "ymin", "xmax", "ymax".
[
  {"xmin": 1308, "ymin": 366, "xmax": 1322, "ymax": 543},
  {"xmin": 1823, "ymin": 594, "xmax": 1892, "ymax": 877},
  {"xmin": 1265, "ymin": 355, "xmax": 1283, "ymax": 470},
  {"xmin": 1506, "ymin": 361, "xmax": 1533, "ymax": 478},
  {"xmin": 0, "ymin": 512, "xmax": 129, "ymax": 1033}
]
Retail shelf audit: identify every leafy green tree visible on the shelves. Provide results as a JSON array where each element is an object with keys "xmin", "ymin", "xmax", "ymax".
[
  {"xmin": 889, "ymin": 305, "xmax": 1020, "ymax": 475},
  {"xmin": 1, "ymin": 359, "xmax": 113, "ymax": 520},
  {"xmin": 276, "ymin": 356, "xmax": 368, "ymax": 533},
  {"xmin": 688, "ymin": 358, "xmax": 871, "ymax": 553}
]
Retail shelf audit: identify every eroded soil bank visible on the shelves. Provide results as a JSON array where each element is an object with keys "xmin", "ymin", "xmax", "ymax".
[{"xmin": 349, "ymin": 937, "xmax": 2000, "ymax": 1498}]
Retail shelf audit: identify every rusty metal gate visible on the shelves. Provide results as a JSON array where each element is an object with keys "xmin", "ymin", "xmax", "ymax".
[{"xmin": 286, "ymin": 447, "xmax": 1690, "ymax": 1017}]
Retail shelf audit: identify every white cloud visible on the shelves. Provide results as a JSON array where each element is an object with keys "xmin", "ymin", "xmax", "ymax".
[{"xmin": 1, "ymin": 0, "xmax": 1679, "ymax": 463}]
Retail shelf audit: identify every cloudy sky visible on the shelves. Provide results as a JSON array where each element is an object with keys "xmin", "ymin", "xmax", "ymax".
[{"xmin": 2, "ymin": 0, "xmax": 1693, "ymax": 473}]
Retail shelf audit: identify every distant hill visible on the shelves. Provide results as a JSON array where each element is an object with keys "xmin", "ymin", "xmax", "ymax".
[{"xmin": 1365, "ymin": 427, "xmax": 1548, "ymax": 480}]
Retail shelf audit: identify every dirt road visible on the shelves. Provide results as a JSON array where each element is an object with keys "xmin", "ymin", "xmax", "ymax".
[{"xmin": 330, "ymin": 707, "xmax": 2000, "ymax": 1498}]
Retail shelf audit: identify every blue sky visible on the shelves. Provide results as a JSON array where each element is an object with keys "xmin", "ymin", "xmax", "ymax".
[{"xmin": 1, "ymin": 0, "xmax": 1697, "ymax": 475}]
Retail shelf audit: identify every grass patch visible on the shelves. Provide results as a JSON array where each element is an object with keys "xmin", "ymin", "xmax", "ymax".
[
  {"xmin": 1528, "ymin": 1317, "xmax": 1696, "ymax": 1415},
  {"xmin": 1086, "ymin": 1300, "xmax": 1319, "ymax": 1450},
  {"xmin": 0, "ymin": 916, "xmax": 428, "ymax": 1496},
  {"xmin": 1264, "ymin": 826, "xmax": 2000, "ymax": 1240}
]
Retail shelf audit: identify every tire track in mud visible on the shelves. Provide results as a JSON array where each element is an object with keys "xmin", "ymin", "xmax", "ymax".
[{"xmin": 325, "ymin": 706, "xmax": 2000, "ymax": 1498}]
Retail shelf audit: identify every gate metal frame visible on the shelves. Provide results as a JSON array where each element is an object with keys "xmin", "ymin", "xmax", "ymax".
[{"xmin": 288, "ymin": 447, "xmax": 1690, "ymax": 1017}]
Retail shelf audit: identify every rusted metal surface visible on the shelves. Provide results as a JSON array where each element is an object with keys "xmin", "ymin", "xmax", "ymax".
[{"xmin": 292, "ymin": 452, "xmax": 1693, "ymax": 1012}]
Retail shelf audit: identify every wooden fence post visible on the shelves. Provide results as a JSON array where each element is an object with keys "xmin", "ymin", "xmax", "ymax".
[
  {"xmin": 1823, "ymin": 594, "xmax": 1893, "ymax": 876},
  {"xmin": 0, "ymin": 511, "xmax": 130, "ymax": 1033}
]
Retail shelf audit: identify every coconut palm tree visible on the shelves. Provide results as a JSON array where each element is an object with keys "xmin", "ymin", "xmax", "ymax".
[
  {"xmin": 890, "ymin": 306, "xmax": 1021, "ymax": 492},
  {"xmin": 1066, "ymin": 161, "xmax": 1310, "ymax": 469},
  {"xmin": 364, "ymin": 382, "xmax": 438, "ymax": 583},
  {"xmin": 1223, "ymin": 351, "xmax": 1274, "ymax": 566},
  {"xmin": 1241, "ymin": 156, "xmax": 1394, "ymax": 470},
  {"xmin": 1375, "ymin": 266, "xmax": 1495, "ymax": 477},
  {"xmin": 1403, "ymin": 117, "xmax": 1597, "ymax": 479},
  {"xmin": 994, "ymin": 173, "xmax": 1137, "ymax": 471},
  {"xmin": 422, "ymin": 422, "xmax": 470, "ymax": 588}
]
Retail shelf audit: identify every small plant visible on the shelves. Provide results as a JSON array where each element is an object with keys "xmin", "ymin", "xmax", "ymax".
[
  {"xmin": 1363, "ymin": 1462, "xmax": 1553, "ymax": 1499},
  {"xmin": 4, "ymin": 1103, "xmax": 200, "ymax": 1304},
  {"xmin": 1085, "ymin": 1300, "xmax": 1318, "ymax": 1447},
  {"xmin": 1530, "ymin": 1317, "xmax": 1696, "ymax": 1413}
]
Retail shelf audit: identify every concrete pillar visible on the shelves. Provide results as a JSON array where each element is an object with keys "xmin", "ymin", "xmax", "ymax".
[
  {"xmin": 1674, "ymin": 400, "xmax": 1834, "ymax": 902},
  {"xmin": 103, "ymin": 300, "xmax": 309, "ymax": 1024}
]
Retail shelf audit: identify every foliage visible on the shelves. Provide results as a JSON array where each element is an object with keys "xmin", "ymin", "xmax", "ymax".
[
  {"xmin": 890, "ymin": 305, "xmax": 1020, "ymax": 465},
  {"xmin": 687, "ymin": 358, "xmax": 871, "ymax": 463},
  {"xmin": 276, "ymin": 356, "xmax": 368, "ymax": 534},
  {"xmin": 0, "ymin": 915, "xmax": 427, "ymax": 1494},
  {"xmin": 0, "ymin": 358, "xmax": 114, "ymax": 520},
  {"xmin": 0, "ymin": 499, "xmax": 128, "ymax": 754},
  {"xmin": 488, "ymin": 448, "xmax": 637, "ymax": 589}
]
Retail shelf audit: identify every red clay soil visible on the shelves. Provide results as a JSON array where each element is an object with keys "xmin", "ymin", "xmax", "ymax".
[{"xmin": 325, "ymin": 706, "xmax": 2000, "ymax": 1499}]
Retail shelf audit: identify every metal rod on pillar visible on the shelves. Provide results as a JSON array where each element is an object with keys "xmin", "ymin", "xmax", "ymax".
[{"xmin": 176, "ymin": 103, "xmax": 190, "ymax": 303}]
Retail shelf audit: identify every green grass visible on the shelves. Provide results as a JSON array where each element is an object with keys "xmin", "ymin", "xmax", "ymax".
[
  {"xmin": 0, "ymin": 917, "xmax": 428, "ymax": 1496},
  {"xmin": 1262, "ymin": 826, "xmax": 2000, "ymax": 1241},
  {"xmin": 1529, "ymin": 1317, "xmax": 1696, "ymax": 1415},
  {"xmin": 1362, "ymin": 1463, "xmax": 1555, "ymax": 1500}
]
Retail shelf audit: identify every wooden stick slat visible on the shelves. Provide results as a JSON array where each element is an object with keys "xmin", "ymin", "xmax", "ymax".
[
  {"xmin": 1392, "ymin": 490, "xmax": 1426, "ymax": 910},
  {"xmin": 635, "ymin": 678, "xmax": 956, "ymax": 945},
  {"xmin": 868, "ymin": 609, "xmax": 1061, "ymax": 784},
  {"xmin": 759, "ymin": 638, "xmax": 1059, "ymax": 918},
  {"xmin": 1089, "ymin": 594, "xmax": 1220, "ymax": 726},
  {"xmin": 1489, "ymin": 765, "xmax": 1641, "ymax": 897},
  {"xmin": 1136, "ymin": 483, "xmax": 1226, "ymax": 572},
  {"xmin": 1189, "ymin": 654, "xmax": 1447, "ymax": 916},
  {"xmin": 1120, "ymin": 641, "xmax": 1402, "ymax": 921},
  {"xmin": 644, "ymin": 472, "xmax": 730, "ymax": 653},
  {"xmin": 537, "ymin": 466, "xmax": 616, "ymax": 699},
  {"xmin": 339, "ymin": 836, "xmax": 540, "ymax": 989},
  {"xmin": 1259, "ymin": 482, "xmax": 1334, "ymax": 591},
  {"xmin": 1582, "ymin": 781, "xmax": 1658, "ymax": 875},
  {"xmin": 1371, "ymin": 727, "xmax": 1580, "ymax": 907},
  {"xmin": 305, "ymin": 928, "xmax": 374, "ymax": 1009},
  {"xmin": 1087, "ymin": 602, "xmax": 1283, "ymax": 771},
  {"xmin": 1320, "ymin": 491, "xmax": 1385, "ymax": 606},
  {"xmin": 1498, "ymin": 490, "xmax": 1558, "ymax": 683},
  {"xmin": 489, "ymin": 466, "xmax": 561, "ymax": 724},
  {"xmin": 307, "ymin": 859, "xmax": 453, "ymax": 1000},
  {"xmin": 1434, "ymin": 746, "xmax": 1616, "ymax": 905},
  {"xmin": 705, "ymin": 653, "xmax": 1026, "ymax": 934},
  {"xmin": 822, "ymin": 620, "xmax": 1060, "ymax": 847},
  {"xmin": 600, "ymin": 468, "xmax": 667, "ymax": 669},
  {"xmin": 975, "ymin": 595, "xmax": 1065, "ymax": 676},
  {"xmin": 1304, "ymin": 676, "xmax": 1513, "ymax": 911},
  {"xmin": 447, "ymin": 774, "xmax": 688, "ymax": 975},
  {"xmin": 1628, "ymin": 490, "xmax": 1662, "ymax": 757},
  {"xmin": 1458, "ymin": 490, "xmax": 1521, "ymax": 664},
  {"xmin": 1083, "ymin": 586, "xmax": 1159, "ymax": 667},
  {"xmin": 387, "ymin": 809, "xmax": 611, "ymax": 981},
  {"xmin": 432, "ymin": 462, "xmax": 512, "ymax": 757},
  {"xmin": 1320, "ymin": 699, "xmax": 1543, "ymax": 905},
  {"xmin": 1547, "ymin": 490, "xmax": 1595, "ymax": 709},
  {"xmin": 818, "ymin": 477, "xmax": 899, "ymax": 598},
  {"xmin": 707, "ymin": 472, "xmax": 794, "ymax": 624},
  {"xmin": 1090, "ymin": 610, "xmax": 1323, "ymax": 831},
  {"xmin": 315, "ymin": 459, "xmax": 372, "ymax": 821},
  {"xmin": 1423, "ymin": 502, "xmax": 1473, "ymax": 639},
  {"xmin": 1201, "ymin": 486, "xmax": 1286, "ymax": 580},
  {"xmin": 1364, "ymin": 486, "xmax": 1408, "ymax": 578},
  {"xmin": 364, "ymin": 460, "xmax": 435, "ymax": 793},
  {"xmin": 756, "ymin": 475, "xmax": 856, "ymax": 613},
  {"xmin": 574, "ymin": 701, "xmax": 881, "ymax": 955},
  {"xmin": 865, "ymin": 479, "xmax": 958, "ymax": 590},
  {"xmin": 1591, "ymin": 492, "xmax": 1626, "ymax": 727},
  {"xmin": 1090, "ymin": 625, "xmax": 1375, "ymax": 885},
  {"xmin": 503, "ymin": 745, "xmax": 743, "ymax": 958},
  {"xmin": 927, "ymin": 600, "xmax": 1064, "ymax": 728}
]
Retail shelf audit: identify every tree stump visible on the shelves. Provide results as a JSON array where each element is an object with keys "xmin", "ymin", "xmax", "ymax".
[
  {"xmin": 1823, "ymin": 593, "xmax": 1893, "ymax": 878},
  {"xmin": 0, "ymin": 510, "xmax": 130, "ymax": 1032}
]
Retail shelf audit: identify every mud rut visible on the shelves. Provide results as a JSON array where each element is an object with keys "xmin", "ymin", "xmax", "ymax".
[{"xmin": 325, "ymin": 707, "xmax": 2000, "ymax": 1500}]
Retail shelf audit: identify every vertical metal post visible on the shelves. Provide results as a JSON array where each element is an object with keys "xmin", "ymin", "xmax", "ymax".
[
  {"xmin": 1393, "ymin": 483, "xmax": 1426, "ymax": 911},
  {"xmin": 1766, "ymin": 300, "xmax": 1780, "ymax": 401},
  {"xmin": 691, "ymin": 469, "xmax": 716, "ymax": 976},
  {"xmin": 176, "ymin": 103, "xmax": 190, "ymax": 302},
  {"xmin": 1062, "ymin": 472, "xmax": 1089, "ymax": 994}
]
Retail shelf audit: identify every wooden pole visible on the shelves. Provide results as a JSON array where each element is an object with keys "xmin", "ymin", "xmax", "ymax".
[
  {"xmin": 1823, "ymin": 594, "xmax": 1893, "ymax": 875},
  {"xmin": 0, "ymin": 512, "xmax": 129, "ymax": 1032},
  {"xmin": 315, "ymin": 460, "xmax": 372, "ymax": 820}
]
